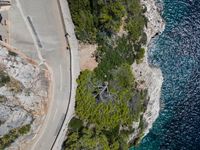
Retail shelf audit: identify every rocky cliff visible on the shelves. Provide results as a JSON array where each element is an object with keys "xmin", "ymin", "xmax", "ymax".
[
  {"xmin": 0, "ymin": 44, "xmax": 49, "ymax": 149},
  {"xmin": 130, "ymin": 0, "xmax": 165, "ymax": 143}
]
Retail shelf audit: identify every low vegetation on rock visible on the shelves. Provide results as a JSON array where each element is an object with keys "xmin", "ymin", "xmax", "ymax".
[
  {"xmin": 0, "ymin": 70, "xmax": 10, "ymax": 87},
  {"xmin": 0, "ymin": 124, "xmax": 31, "ymax": 149}
]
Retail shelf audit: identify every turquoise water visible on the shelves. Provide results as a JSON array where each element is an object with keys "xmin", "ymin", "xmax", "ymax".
[{"xmin": 131, "ymin": 0, "xmax": 200, "ymax": 149}]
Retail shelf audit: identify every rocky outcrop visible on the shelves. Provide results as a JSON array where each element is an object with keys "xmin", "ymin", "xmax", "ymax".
[
  {"xmin": 0, "ymin": 45, "xmax": 49, "ymax": 148},
  {"xmin": 141, "ymin": 0, "xmax": 165, "ymax": 44},
  {"xmin": 130, "ymin": 0, "xmax": 165, "ymax": 142}
]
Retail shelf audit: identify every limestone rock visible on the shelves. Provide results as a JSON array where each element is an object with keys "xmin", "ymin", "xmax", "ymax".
[{"xmin": 0, "ymin": 45, "xmax": 49, "ymax": 146}]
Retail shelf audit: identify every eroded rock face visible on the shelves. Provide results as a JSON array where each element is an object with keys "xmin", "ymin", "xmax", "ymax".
[
  {"xmin": 142, "ymin": 0, "xmax": 165, "ymax": 44},
  {"xmin": 130, "ymin": 0, "xmax": 165, "ymax": 142},
  {"xmin": 139, "ymin": 0, "xmax": 165, "ymax": 136},
  {"xmin": 0, "ymin": 46, "xmax": 49, "ymax": 138}
]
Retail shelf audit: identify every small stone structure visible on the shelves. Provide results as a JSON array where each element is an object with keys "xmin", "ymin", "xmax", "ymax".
[{"xmin": 0, "ymin": 0, "xmax": 11, "ymax": 12}]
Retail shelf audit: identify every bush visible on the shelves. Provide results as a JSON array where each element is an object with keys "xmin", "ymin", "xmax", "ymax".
[
  {"xmin": 98, "ymin": 1, "xmax": 125, "ymax": 33},
  {"xmin": 0, "ymin": 124, "xmax": 31, "ymax": 149},
  {"xmin": 125, "ymin": 0, "xmax": 146, "ymax": 42},
  {"xmin": 136, "ymin": 48, "xmax": 145, "ymax": 63},
  {"xmin": 0, "ymin": 71, "xmax": 10, "ymax": 87},
  {"xmin": 8, "ymin": 51, "xmax": 18, "ymax": 56},
  {"xmin": 68, "ymin": 0, "xmax": 126, "ymax": 42},
  {"xmin": 68, "ymin": 117, "xmax": 83, "ymax": 131},
  {"xmin": 94, "ymin": 36, "xmax": 135, "ymax": 81},
  {"xmin": 126, "ymin": 16, "xmax": 146, "ymax": 42},
  {"xmin": 18, "ymin": 124, "xmax": 31, "ymax": 135},
  {"xmin": 68, "ymin": 0, "xmax": 97, "ymax": 43}
]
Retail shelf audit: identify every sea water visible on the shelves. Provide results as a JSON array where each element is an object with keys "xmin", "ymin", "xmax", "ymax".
[{"xmin": 131, "ymin": 0, "xmax": 200, "ymax": 149}]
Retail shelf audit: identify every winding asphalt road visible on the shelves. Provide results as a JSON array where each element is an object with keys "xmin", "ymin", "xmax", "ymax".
[{"xmin": 9, "ymin": 0, "xmax": 80, "ymax": 149}]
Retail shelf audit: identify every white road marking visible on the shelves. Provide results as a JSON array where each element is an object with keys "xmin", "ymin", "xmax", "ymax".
[
  {"xmin": 53, "ymin": 109, "xmax": 58, "ymax": 121},
  {"xmin": 38, "ymin": 59, "xmax": 46, "ymax": 66},
  {"xmin": 59, "ymin": 64, "xmax": 63, "ymax": 91},
  {"xmin": 15, "ymin": 0, "xmax": 44, "ymax": 62}
]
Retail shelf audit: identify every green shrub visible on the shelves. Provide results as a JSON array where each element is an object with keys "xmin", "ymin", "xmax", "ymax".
[
  {"xmin": 18, "ymin": 124, "xmax": 31, "ymax": 135},
  {"xmin": 94, "ymin": 36, "xmax": 135, "ymax": 81},
  {"xmin": 0, "ymin": 71, "xmax": 10, "ymax": 87},
  {"xmin": 68, "ymin": 117, "xmax": 83, "ymax": 131},
  {"xmin": 8, "ymin": 51, "xmax": 18, "ymax": 56},
  {"xmin": 68, "ymin": 0, "xmax": 127, "ymax": 42},
  {"xmin": 0, "ymin": 124, "xmax": 31, "ymax": 149},
  {"xmin": 68, "ymin": 0, "xmax": 97, "ymax": 43},
  {"xmin": 136, "ymin": 48, "xmax": 145, "ymax": 63},
  {"xmin": 126, "ymin": 16, "xmax": 146, "ymax": 42}
]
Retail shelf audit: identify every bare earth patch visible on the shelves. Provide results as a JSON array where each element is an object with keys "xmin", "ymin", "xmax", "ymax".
[
  {"xmin": 117, "ymin": 16, "xmax": 127, "ymax": 37},
  {"xmin": 79, "ymin": 43, "xmax": 98, "ymax": 71}
]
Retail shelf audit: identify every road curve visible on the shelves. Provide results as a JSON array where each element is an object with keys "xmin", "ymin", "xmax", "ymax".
[
  {"xmin": 51, "ymin": 0, "xmax": 80, "ymax": 149},
  {"xmin": 9, "ymin": 0, "xmax": 80, "ymax": 149}
]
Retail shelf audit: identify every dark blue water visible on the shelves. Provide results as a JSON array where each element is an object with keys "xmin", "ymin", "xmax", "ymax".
[{"xmin": 131, "ymin": 0, "xmax": 200, "ymax": 150}]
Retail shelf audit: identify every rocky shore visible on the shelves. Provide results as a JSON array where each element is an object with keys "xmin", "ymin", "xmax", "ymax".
[{"xmin": 130, "ymin": 0, "xmax": 165, "ymax": 142}]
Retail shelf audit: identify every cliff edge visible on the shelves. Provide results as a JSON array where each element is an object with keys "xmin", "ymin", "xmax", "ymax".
[{"xmin": 131, "ymin": 0, "xmax": 165, "ymax": 141}]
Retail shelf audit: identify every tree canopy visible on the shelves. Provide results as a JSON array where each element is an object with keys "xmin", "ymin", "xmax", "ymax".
[{"xmin": 65, "ymin": 0, "xmax": 149, "ymax": 149}]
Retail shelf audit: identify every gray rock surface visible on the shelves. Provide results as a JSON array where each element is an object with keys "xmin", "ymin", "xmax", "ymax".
[
  {"xmin": 130, "ymin": 0, "xmax": 165, "ymax": 141},
  {"xmin": 0, "ymin": 45, "xmax": 49, "ymax": 145}
]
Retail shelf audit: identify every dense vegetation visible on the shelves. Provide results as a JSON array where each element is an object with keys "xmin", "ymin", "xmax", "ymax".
[
  {"xmin": 75, "ymin": 64, "xmax": 146, "ymax": 129},
  {"xmin": 65, "ymin": 117, "xmax": 131, "ymax": 149},
  {"xmin": 0, "ymin": 124, "xmax": 31, "ymax": 149},
  {"xmin": 64, "ymin": 66, "xmax": 148, "ymax": 149},
  {"xmin": 65, "ymin": 0, "xmax": 149, "ymax": 149},
  {"xmin": 64, "ymin": 64, "xmax": 148, "ymax": 149},
  {"xmin": 68, "ymin": 0, "xmax": 146, "ymax": 44},
  {"xmin": 94, "ymin": 36, "xmax": 145, "ymax": 81}
]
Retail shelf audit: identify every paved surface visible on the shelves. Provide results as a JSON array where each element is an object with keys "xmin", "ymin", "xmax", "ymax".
[
  {"xmin": 9, "ymin": 0, "xmax": 39, "ymax": 61},
  {"xmin": 51, "ymin": 0, "xmax": 80, "ymax": 149},
  {"xmin": 9, "ymin": 0, "xmax": 80, "ymax": 149}
]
